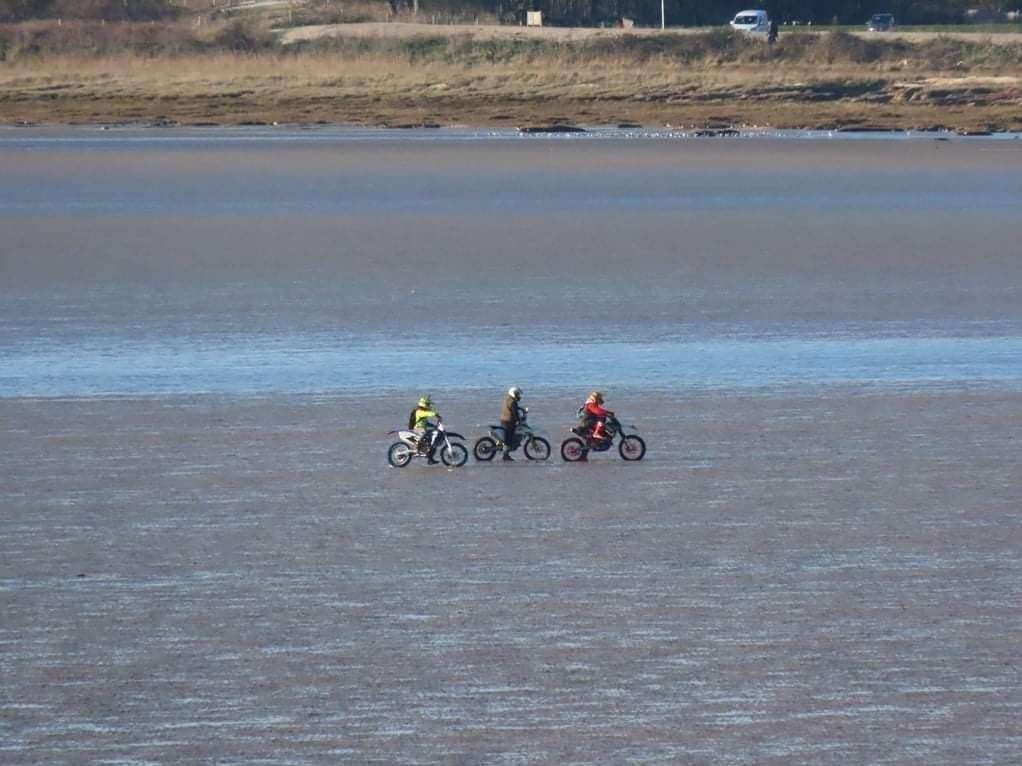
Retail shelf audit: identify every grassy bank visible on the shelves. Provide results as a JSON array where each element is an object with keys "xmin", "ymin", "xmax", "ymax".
[{"xmin": 2, "ymin": 22, "xmax": 1021, "ymax": 130}]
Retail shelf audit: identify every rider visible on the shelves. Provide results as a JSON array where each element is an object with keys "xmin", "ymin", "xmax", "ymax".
[
  {"xmin": 499, "ymin": 386, "xmax": 525, "ymax": 461},
  {"xmin": 409, "ymin": 394, "xmax": 441, "ymax": 464},
  {"xmin": 578, "ymin": 391, "xmax": 613, "ymax": 442}
]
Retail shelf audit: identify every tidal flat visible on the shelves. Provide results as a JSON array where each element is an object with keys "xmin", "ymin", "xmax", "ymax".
[{"xmin": 2, "ymin": 129, "xmax": 1021, "ymax": 763}]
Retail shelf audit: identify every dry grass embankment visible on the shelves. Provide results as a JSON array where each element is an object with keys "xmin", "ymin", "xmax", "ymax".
[{"xmin": 1, "ymin": 21, "xmax": 1021, "ymax": 130}]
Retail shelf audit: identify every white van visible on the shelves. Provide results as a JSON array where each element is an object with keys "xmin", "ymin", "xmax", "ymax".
[{"xmin": 730, "ymin": 9, "xmax": 770, "ymax": 34}]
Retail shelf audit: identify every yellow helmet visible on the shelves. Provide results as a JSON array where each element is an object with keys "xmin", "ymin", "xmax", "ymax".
[{"xmin": 417, "ymin": 395, "xmax": 432, "ymax": 409}]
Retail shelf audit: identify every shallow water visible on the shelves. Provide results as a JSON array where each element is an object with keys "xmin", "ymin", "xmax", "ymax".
[
  {"xmin": 2, "ymin": 128, "xmax": 1021, "ymax": 398},
  {"xmin": 5, "ymin": 327, "xmax": 1022, "ymax": 397}
]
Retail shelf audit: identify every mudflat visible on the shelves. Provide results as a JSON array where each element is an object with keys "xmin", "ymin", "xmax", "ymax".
[
  {"xmin": 2, "ymin": 388, "xmax": 1021, "ymax": 763},
  {"xmin": 2, "ymin": 131, "xmax": 1021, "ymax": 763}
]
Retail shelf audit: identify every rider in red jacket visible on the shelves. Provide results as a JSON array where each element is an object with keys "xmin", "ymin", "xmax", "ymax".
[{"xmin": 581, "ymin": 391, "xmax": 613, "ymax": 441}]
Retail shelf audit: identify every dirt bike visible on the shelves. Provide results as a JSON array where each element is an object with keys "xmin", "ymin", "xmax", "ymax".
[
  {"xmin": 473, "ymin": 409, "xmax": 551, "ymax": 462},
  {"xmin": 387, "ymin": 420, "xmax": 469, "ymax": 468},
  {"xmin": 560, "ymin": 414, "xmax": 646, "ymax": 462}
]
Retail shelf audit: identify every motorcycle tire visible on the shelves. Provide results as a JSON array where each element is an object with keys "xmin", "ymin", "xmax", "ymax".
[
  {"xmin": 524, "ymin": 436, "xmax": 551, "ymax": 461},
  {"xmin": 474, "ymin": 437, "xmax": 498, "ymax": 462},
  {"xmin": 387, "ymin": 441, "xmax": 414, "ymax": 468},
  {"xmin": 560, "ymin": 437, "xmax": 587, "ymax": 462},
  {"xmin": 619, "ymin": 435, "xmax": 646, "ymax": 461},
  {"xmin": 440, "ymin": 442, "xmax": 469, "ymax": 467}
]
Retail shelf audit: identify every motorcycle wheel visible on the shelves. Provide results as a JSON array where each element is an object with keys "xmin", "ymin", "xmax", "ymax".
[
  {"xmin": 524, "ymin": 436, "xmax": 551, "ymax": 461},
  {"xmin": 619, "ymin": 435, "xmax": 646, "ymax": 461},
  {"xmin": 474, "ymin": 437, "xmax": 498, "ymax": 462},
  {"xmin": 560, "ymin": 437, "xmax": 587, "ymax": 462},
  {"xmin": 441, "ymin": 442, "xmax": 469, "ymax": 467},
  {"xmin": 387, "ymin": 441, "xmax": 414, "ymax": 468}
]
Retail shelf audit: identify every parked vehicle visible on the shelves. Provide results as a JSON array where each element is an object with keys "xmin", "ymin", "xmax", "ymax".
[
  {"xmin": 866, "ymin": 13, "xmax": 895, "ymax": 31},
  {"xmin": 387, "ymin": 421, "xmax": 469, "ymax": 467},
  {"xmin": 560, "ymin": 414, "xmax": 646, "ymax": 462},
  {"xmin": 730, "ymin": 9, "xmax": 770, "ymax": 34},
  {"xmin": 474, "ymin": 409, "xmax": 551, "ymax": 462}
]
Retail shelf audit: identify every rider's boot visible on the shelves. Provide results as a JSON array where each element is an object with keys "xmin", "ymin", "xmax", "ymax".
[{"xmin": 502, "ymin": 451, "xmax": 514, "ymax": 461}]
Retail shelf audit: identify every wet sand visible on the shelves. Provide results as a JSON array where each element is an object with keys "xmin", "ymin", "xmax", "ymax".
[
  {"xmin": 2, "ymin": 131, "xmax": 1021, "ymax": 762},
  {"xmin": 2, "ymin": 388, "xmax": 1021, "ymax": 763}
]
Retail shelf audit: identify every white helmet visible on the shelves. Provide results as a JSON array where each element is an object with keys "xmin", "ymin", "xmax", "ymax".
[{"xmin": 508, "ymin": 386, "xmax": 522, "ymax": 400}]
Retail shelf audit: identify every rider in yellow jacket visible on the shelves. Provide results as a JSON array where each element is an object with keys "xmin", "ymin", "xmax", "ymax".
[{"xmin": 408, "ymin": 395, "xmax": 441, "ymax": 464}]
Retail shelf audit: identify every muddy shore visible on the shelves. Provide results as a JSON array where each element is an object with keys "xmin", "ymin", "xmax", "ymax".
[
  {"xmin": 2, "ymin": 388, "xmax": 1021, "ymax": 763},
  {"xmin": 3, "ymin": 71, "xmax": 1019, "ymax": 133}
]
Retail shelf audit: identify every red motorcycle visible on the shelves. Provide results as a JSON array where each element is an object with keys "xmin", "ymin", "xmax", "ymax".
[{"xmin": 560, "ymin": 413, "xmax": 646, "ymax": 462}]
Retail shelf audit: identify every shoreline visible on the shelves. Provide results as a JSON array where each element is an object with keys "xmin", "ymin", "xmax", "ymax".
[
  {"xmin": 3, "ymin": 108, "xmax": 1019, "ymax": 134},
  {"xmin": 3, "ymin": 121, "xmax": 1019, "ymax": 137}
]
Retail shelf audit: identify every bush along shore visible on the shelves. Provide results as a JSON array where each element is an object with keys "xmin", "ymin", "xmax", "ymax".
[{"xmin": 1, "ymin": 21, "xmax": 1020, "ymax": 131}]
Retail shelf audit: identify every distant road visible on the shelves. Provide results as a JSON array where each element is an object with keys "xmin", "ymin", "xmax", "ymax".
[
  {"xmin": 280, "ymin": 21, "xmax": 1022, "ymax": 45},
  {"xmin": 219, "ymin": 0, "xmax": 297, "ymax": 9}
]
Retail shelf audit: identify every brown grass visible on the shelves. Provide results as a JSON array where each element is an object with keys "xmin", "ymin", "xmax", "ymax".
[{"xmin": 1, "ymin": 26, "xmax": 1020, "ymax": 130}]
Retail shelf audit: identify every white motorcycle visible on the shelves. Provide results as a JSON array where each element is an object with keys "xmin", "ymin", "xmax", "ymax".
[
  {"xmin": 473, "ymin": 409, "xmax": 551, "ymax": 462},
  {"xmin": 387, "ymin": 420, "xmax": 469, "ymax": 468}
]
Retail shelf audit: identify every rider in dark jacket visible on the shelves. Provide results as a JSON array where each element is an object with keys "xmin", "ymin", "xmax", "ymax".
[{"xmin": 500, "ymin": 386, "xmax": 524, "ymax": 461}]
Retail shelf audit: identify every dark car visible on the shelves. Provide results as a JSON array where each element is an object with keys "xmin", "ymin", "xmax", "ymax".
[{"xmin": 866, "ymin": 13, "xmax": 895, "ymax": 31}]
